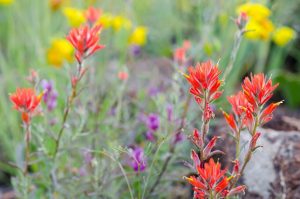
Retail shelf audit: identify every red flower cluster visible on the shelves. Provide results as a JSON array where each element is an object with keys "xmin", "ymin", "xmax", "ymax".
[
  {"xmin": 185, "ymin": 158, "xmax": 246, "ymax": 198},
  {"xmin": 67, "ymin": 25, "xmax": 105, "ymax": 63},
  {"xmin": 10, "ymin": 88, "xmax": 43, "ymax": 124},
  {"xmin": 223, "ymin": 73, "xmax": 281, "ymax": 134},
  {"xmin": 185, "ymin": 60, "xmax": 222, "ymax": 120}
]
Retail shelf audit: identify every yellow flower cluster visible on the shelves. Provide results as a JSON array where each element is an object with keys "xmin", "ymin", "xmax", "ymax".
[
  {"xmin": 237, "ymin": 2, "xmax": 296, "ymax": 46},
  {"xmin": 63, "ymin": 7, "xmax": 86, "ymax": 27},
  {"xmin": 0, "ymin": 0, "xmax": 13, "ymax": 5},
  {"xmin": 237, "ymin": 3, "xmax": 274, "ymax": 41},
  {"xmin": 97, "ymin": 13, "xmax": 148, "ymax": 46},
  {"xmin": 46, "ymin": 38, "xmax": 74, "ymax": 68}
]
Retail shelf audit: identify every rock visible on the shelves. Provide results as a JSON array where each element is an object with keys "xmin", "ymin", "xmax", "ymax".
[{"xmin": 240, "ymin": 128, "xmax": 300, "ymax": 199}]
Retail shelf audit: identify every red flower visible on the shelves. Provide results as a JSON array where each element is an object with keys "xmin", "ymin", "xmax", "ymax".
[
  {"xmin": 174, "ymin": 47, "xmax": 186, "ymax": 63},
  {"xmin": 227, "ymin": 91, "xmax": 250, "ymax": 117},
  {"xmin": 242, "ymin": 73, "xmax": 278, "ymax": 108},
  {"xmin": 185, "ymin": 158, "xmax": 245, "ymax": 198},
  {"xmin": 85, "ymin": 7, "xmax": 101, "ymax": 24},
  {"xmin": 67, "ymin": 25, "xmax": 105, "ymax": 63},
  {"xmin": 260, "ymin": 101, "xmax": 283, "ymax": 124},
  {"xmin": 118, "ymin": 71, "xmax": 129, "ymax": 81},
  {"xmin": 186, "ymin": 60, "xmax": 222, "ymax": 105},
  {"xmin": 10, "ymin": 88, "xmax": 43, "ymax": 123}
]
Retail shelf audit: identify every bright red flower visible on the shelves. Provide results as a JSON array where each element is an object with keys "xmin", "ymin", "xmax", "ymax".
[
  {"xmin": 67, "ymin": 25, "xmax": 105, "ymax": 63},
  {"xmin": 10, "ymin": 88, "xmax": 43, "ymax": 123},
  {"xmin": 242, "ymin": 73, "xmax": 278, "ymax": 108},
  {"xmin": 85, "ymin": 7, "xmax": 101, "ymax": 24},
  {"xmin": 260, "ymin": 101, "xmax": 283, "ymax": 124},
  {"xmin": 186, "ymin": 60, "xmax": 222, "ymax": 105},
  {"xmin": 222, "ymin": 111, "xmax": 238, "ymax": 134},
  {"xmin": 227, "ymin": 91, "xmax": 250, "ymax": 117},
  {"xmin": 185, "ymin": 158, "xmax": 245, "ymax": 198}
]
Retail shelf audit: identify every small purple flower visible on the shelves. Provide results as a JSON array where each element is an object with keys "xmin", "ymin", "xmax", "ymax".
[
  {"xmin": 130, "ymin": 45, "xmax": 141, "ymax": 57},
  {"xmin": 128, "ymin": 146, "xmax": 147, "ymax": 172},
  {"xmin": 172, "ymin": 132, "xmax": 184, "ymax": 145},
  {"xmin": 147, "ymin": 113, "xmax": 159, "ymax": 132},
  {"xmin": 41, "ymin": 79, "xmax": 58, "ymax": 111}
]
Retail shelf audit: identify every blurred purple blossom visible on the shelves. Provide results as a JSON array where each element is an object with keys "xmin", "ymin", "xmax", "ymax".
[
  {"xmin": 166, "ymin": 104, "xmax": 173, "ymax": 122},
  {"xmin": 139, "ymin": 113, "xmax": 160, "ymax": 141},
  {"xmin": 147, "ymin": 113, "xmax": 159, "ymax": 131},
  {"xmin": 128, "ymin": 146, "xmax": 147, "ymax": 172},
  {"xmin": 148, "ymin": 87, "xmax": 161, "ymax": 97},
  {"xmin": 130, "ymin": 45, "xmax": 141, "ymax": 57},
  {"xmin": 41, "ymin": 79, "xmax": 58, "ymax": 111}
]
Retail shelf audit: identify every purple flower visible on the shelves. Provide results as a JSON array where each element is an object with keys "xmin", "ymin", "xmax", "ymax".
[
  {"xmin": 146, "ymin": 113, "xmax": 159, "ymax": 131},
  {"xmin": 41, "ymin": 79, "xmax": 58, "ymax": 111},
  {"xmin": 130, "ymin": 45, "xmax": 141, "ymax": 57},
  {"xmin": 128, "ymin": 147, "xmax": 147, "ymax": 172},
  {"xmin": 172, "ymin": 132, "xmax": 184, "ymax": 145}
]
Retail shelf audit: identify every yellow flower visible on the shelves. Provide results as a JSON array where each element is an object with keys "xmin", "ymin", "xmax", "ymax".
[
  {"xmin": 46, "ymin": 38, "xmax": 74, "ymax": 68},
  {"xmin": 0, "ymin": 0, "xmax": 13, "ymax": 5},
  {"xmin": 245, "ymin": 18, "xmax": 274, "ymax": 41},
  {"xmin": 97, "ymin": 13, "xmax": 114, "ymax": 28},
  {"xmin": 63, "ymin": 7, "xmax": 86, "ymax": 27},
  {"xmin": 273, "ymin": 27, "xmax": 296, "ymax": 46},
  {"xmin": 112, "ymin": 16, "xmax": 132, "ymax": 31},
  {"xmin": 129, "ymin": 26, "xmax": 148, "ymax": 46},
  {"xmin": 237, "ymin": 3, "xmax": 271, "ymax": 22}
]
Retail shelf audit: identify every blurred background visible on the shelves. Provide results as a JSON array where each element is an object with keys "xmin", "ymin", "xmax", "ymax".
[{"xmin": 0, "ymin": 0, "xmax": 299, "ymax": 198}]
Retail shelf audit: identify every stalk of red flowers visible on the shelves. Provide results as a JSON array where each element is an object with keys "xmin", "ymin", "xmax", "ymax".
[
  {"xmin": 9, "ymin": 88, "xmax": 43, "ymax": 175},
  {"xmin": 223, "ymin": 73, "xmax": 282, "ymax": 188},
  {"xmin": 183, "ymin": 60, "xmax": 247, "ymax": 198},
  {"xmin": 184, "ymin": 60, "xmax": 223, "ymax": 160},
  {"xmin": 53, "ymin": 24, "xmax": 105, "ymax": 158}
]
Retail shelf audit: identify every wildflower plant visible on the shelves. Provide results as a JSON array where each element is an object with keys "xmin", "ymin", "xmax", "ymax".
[
  {"xmin": 183, "ymin": 60, "xmax": 281, "ymax": 198},
  {"xmin": 1, "ymin": 1, "xmax": 292, "ymax": 199}
]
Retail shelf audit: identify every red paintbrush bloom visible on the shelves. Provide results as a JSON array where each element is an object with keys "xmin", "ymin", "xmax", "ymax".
[
  {"xmin": 185, "ymin": 158, "xmax": 245, "ymax": 198},
  {"xmin": 85, "ymin": 7, "xmax": 101, "ymax": 24},
  {"xmin": 260, "ymin": 101, "xmax": 283, "ymax": 124},
  {"xmin": 67, "ymin": 25, "xmax": 105, "ymax": 63},
  {"xmin": 186, "ymin": 60, "xmax": 222, "ymax": 105},
  {"xmin": 227, "ymin": 91, "xmax": 250, "ymax": 117},
  {"xmin": 10, "ymin": 88, "xmax": 43, "ymax": 124},
  {"xmin": 242, "ymin": 73, "xmax": 278, "ymax": 108},
  {"xmin": 223, "ymin": 91, "xmax": 255, "ymax": 134}
]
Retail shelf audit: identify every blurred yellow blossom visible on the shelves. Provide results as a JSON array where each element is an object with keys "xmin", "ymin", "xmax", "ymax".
[
  {"xmin": 0, "ymin": 0, "xmax": 13, "ymax": 5},
  {"xmin": 47, "ymin": 38, "xmax": 74, "ymax": 68},
  {"xmin": 237, "ymin": 2, "xmax": 274, "ymax": 41},
  {"xmin": 112, "ymin": 16, "xmax": 132, "ymax": 31},
  {"xmin": 237, "ymin": 3, "xmax": 271, "ymax": 22},
  {"xmin": 129, "ymin": 26, "xmax": 148, "ymax": 46},
  {"xmin": 63, "ymin": 7, "xmax": 86, "ymax": 27},
  {"xmin": 97, "ymin": 13, "xmax": 114, "ymax": 28},
  {"xmin": 244, "ymin": 19, "xmax": 274, "ymax": 40},
  {"xmin": 273, "ymin": 27, "xmax": 296, "ymax": 46}
]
